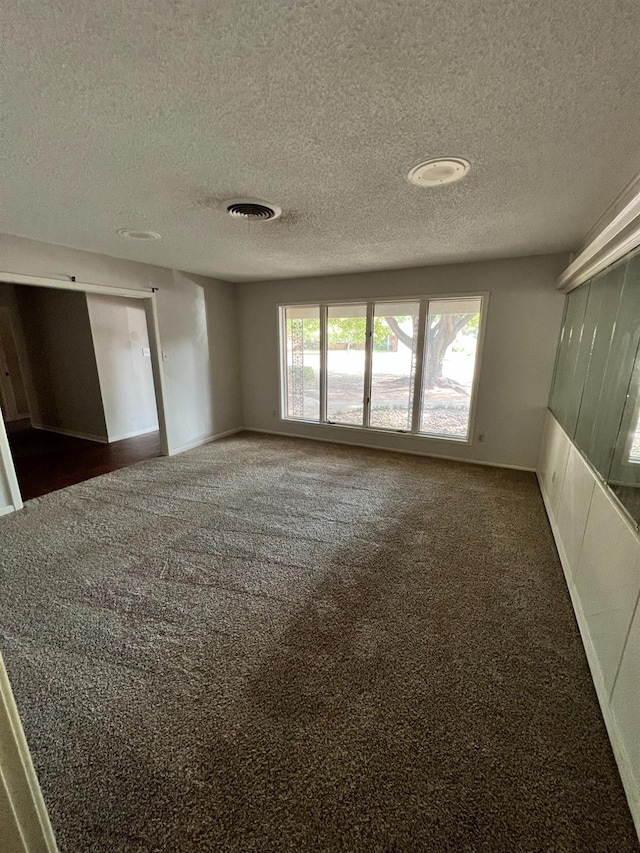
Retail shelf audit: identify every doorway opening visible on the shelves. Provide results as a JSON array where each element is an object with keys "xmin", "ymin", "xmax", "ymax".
[{"xmin": 0, "ymin": 275, "xmax": 169, "ymax": 508}]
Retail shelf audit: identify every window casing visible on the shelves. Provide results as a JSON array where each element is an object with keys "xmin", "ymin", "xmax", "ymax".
[{"xmin": 280, "ymin": 295, "xmax": 486, "ymax": 444}]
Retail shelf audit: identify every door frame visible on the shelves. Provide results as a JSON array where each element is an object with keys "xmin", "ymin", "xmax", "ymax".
[
  {"xmin": 0, "ymin": 272, "xmax": 171, "ymax": 514},
  {"xmin": 0, "ymin": 652, "xmax": 58, "ymax": 852}
]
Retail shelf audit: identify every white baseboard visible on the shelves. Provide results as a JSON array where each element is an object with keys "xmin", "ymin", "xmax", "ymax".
[
  {"xmin": 107, "ymin": 425, "xmax": 159, "ymax": 443},
  {"xmin": 169, "ymin": 426, "xmax": 244, "ymax": 456},
  {"xmin": 0, "ymin": 504, "xmax": 16, "ymax": 517},
  {"xmin": 537, "ymin": 473, "xmax": 640, "ymax": 837},
  {"xmin": 244, "ymin": 427, "xmax": 536, "ymax": 472},
  {"xmin": 32, "ymin": 423, "xmax": 108, "ymax": 444}
]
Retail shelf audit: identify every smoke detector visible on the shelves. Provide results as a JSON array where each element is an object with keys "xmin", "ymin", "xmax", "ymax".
[
  {"xmin": 224, "ymin": 199, "xmax": 281, "ymax": 221},
  {"xmin": 407, "ymin": 158, "xmax": 470, "ymax": 187}
]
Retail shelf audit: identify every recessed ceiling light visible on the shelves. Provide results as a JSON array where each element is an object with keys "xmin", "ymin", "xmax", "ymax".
[
  {"xmin": 407, "ymin": 158, "xmax": 470, "ymax": 187},
  {"xmin": 117, "ymin": 228, "xmax": 162, "ymax": 240}
]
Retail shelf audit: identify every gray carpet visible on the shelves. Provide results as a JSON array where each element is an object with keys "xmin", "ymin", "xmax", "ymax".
[{"xmin": 0, "ymin": 432, "xmax": 637, "ymax": 852}]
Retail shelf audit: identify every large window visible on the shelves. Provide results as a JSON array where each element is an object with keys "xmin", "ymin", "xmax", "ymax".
[
  {"xmin": 370, "ymin": 302, "xmax": 420, "ymax": 431},
  {"xmin": 420, "ymin": 298, "xmax": 483, "ymax": 439},
  {"xmin": 326, "ymin": 304, "xmax": 367, "ymax": 426},
  {"xmin": 280, "ymin": 295, "xmax": 484, "ymax": 442},
  {"xmin": 282, "ymin": 306, "xmax": 320, "ymax": 421}
]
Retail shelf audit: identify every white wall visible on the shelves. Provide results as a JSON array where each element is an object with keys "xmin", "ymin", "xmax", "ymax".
[
  {"xmin": 86, "ymin": 293, "xmax": 158, "ymax": 442},
  {"xmin": 0, "ymin": 234, "xmax": 244, "ymax": 512},
  {"xmin": 238, "ymin": 254, "xmax": 567, "ymax": 469},
  {"xmin": 16, "ymin": 287, "xmax": 108, "ymax": 441},
  {"xmin": 538, "ymin": 411, "xmax": 640, "ymax": 835},
  {"xmin": 156, "ymin": 271, "xmax": 243, "ymax": 453}
]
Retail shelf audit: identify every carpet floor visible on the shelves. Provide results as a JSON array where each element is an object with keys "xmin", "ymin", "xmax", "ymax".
[{"xmin": 0, "ymin": 433, "xmax": 637, "ymax": 852}]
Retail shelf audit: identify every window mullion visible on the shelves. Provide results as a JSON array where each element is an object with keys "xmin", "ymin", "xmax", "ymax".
[
  {"xmin": 363, "ymin": 302, "xmax": 374, "ymax": 428},
  {"xmin": 319, "ymin": 304, "xmax": 327, "ymax": 423},
  {"xmin": 411, "ymin": 300, "xmax": 428, "ymax": 434}
]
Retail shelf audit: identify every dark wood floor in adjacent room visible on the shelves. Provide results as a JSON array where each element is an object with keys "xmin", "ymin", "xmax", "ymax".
[{"xmin": 6, "ymin": 420, "xmax": 162, "ymax": 501}]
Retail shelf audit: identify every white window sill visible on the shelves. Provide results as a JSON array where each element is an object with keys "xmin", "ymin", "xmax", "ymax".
[{"xmin": 280, "ymin": 417, "xmax": 472, "ymax": 445}]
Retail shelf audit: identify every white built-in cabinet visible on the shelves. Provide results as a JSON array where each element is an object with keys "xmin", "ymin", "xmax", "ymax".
[{"xmin": 538, "ymin": 410, "xmax": 640, "ymax": 834}]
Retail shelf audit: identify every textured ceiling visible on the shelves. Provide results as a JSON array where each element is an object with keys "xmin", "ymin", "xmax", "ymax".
[{"xmin": 2, "ymin": 1, "xmax": 640, "ymax": 282}]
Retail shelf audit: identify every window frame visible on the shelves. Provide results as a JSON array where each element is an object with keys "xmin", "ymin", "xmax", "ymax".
[{"xmin": 278, "ymin": 291, "xmax": 488, "ymax": 445}]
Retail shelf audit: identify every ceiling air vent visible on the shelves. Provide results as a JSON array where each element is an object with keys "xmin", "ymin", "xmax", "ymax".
[{"xmin": 224, "ymin": 199, "xmax": 281, "ymax": 221}]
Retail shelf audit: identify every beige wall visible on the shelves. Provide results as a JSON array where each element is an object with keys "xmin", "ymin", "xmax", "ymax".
[
  {"xmin": 16, "ymin": 287, "xmax": 108, "ymax": 441},
  {"xmin": 237, "ymin": 253, "xmax": 568, "ymax": 469},
  {"xmin": 86, "ymin": 294, "xmax": 158, "ymax": 442}
]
